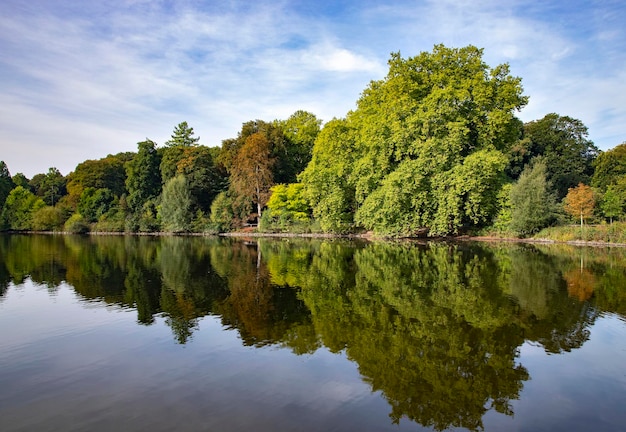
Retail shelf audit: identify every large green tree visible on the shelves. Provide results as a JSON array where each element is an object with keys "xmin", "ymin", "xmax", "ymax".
[{"xmin": 302, "ymin": 45, "xmax": 527, "ymax": 235}]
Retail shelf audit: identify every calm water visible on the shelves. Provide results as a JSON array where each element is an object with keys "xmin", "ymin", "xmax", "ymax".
[{"xmin": 0, "ymin": 235, "xmax": 625, "ymax": 432}]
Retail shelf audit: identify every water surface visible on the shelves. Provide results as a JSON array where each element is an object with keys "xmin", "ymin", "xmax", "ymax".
[{"xmin": 0, "ymin": 235, "xmax": 625, "ymax": 431}]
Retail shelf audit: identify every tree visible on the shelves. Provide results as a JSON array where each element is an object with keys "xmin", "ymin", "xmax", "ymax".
[
  {"xmin": 66, "ymin": 155, "xmax": 127, "ymax": 201},
  {"xmin": 160, "ymin": 145, "xmax": 226, "ymax": 213},
  {"xmin": 275, "ymin": 110, "xmax": 322, "ymax": 177},
  {"xmin": 126, "ymin": 139, "xmax": 162, "ymax": 212},
  {"xmin": 521, "ymin": 114, "xmax": 598, "ymax": 199},
  {"xmin": 219, "ymin": 119, "xmax": 296, "ymax": 184},
  {"xmin": 564, "ymin": 183, "xmax": 596, "ymax": 232},
  {"xmin": 230, "ymin": 132, "xmax": 275, "ymax": 219},
  {"xmin": 210, "ymin": 191, "xmax": 235, "ymax": 232},
  {"xmin": 600, "ymin": 186, "xmax": 623, "ymax": 224},
  {"xmin": 159, "ymin": 175, "xmax": 192, "ymax": 232},
  {"xmin": 509, "ymin": 159, "xmax": 558, "ymax": 236},
  {"xmin": 32, "ymin": 206, "xmax": 64, "ymax": 231},
  {"xmin": 11, "ymin": 173, "xmax": 30, "ymax": 190},
  {"xmin": 301, "ymin": 45, "xmax": 527, "ymax": 235},
  {"xmin": 78, "ymin": 187, "xmax": 116, "ymax": 222},
  {"xmin": 0, "ymin": 161, "xmax": 14, "ymax": 208},
  {"xmin": 1, "ymin": 186, "xmax": 45, "ymax": 230},
  {"xmin": 35, "ymin": 167, "xmax": 67, "ymax": 206},
  {"xmin": 592, "ymin": 142, "xmax": 626, "ymax": 192},
  {"xmin": 299, "ymin": 118, "xmax": 357, "ymax": 233},
  {"xmin": 165, "ymin": 121, "xmax": 200, "ymax": 147}
]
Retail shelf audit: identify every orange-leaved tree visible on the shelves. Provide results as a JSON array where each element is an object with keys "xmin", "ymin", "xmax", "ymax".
[
  {"xmin": 564, "ymin": 183, "xmax": 595, "ymax": 233},
  {"xmin": 230, "ymin": 132, "xmax": 275, "ymax": 220}
]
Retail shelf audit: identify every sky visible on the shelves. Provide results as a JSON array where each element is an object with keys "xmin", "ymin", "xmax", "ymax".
[{"xmin": 1, "ymin": 0, "xmax": 625, "ymax": 178}]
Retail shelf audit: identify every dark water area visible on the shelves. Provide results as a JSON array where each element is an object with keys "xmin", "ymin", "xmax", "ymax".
[{"xmin": 0, "ymin": 234, "xmax": 625, "ymax": 431}]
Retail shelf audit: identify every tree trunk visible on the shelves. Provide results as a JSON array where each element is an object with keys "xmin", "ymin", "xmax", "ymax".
[{"xmin": 580, "ymin": 212, "xmax": 584, "ymax": 239}]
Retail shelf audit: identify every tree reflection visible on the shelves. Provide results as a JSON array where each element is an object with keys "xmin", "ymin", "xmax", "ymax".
[{"xmin": 1, "ymin": 234, "xmax": 626, "ymax": 430}]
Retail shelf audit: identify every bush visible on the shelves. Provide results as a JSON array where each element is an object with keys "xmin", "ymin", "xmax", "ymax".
[
  {"xmin": 64, "ymin": 213, "xmax": 90, "ymax": 234},
  {"xmin": 32, "ymin": 206, "xmax": 65, "ymax": 231}
]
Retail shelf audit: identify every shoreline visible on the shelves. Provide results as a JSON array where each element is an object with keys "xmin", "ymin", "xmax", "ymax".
[{"xmin": 5, "ymin": 230, "xmax": 626, "ymax": 247}]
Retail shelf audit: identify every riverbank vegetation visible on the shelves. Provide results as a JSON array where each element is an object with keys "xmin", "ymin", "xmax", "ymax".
[{"xmin": 1, "ymin": 45, "xmax": 624, "ymax": 240}]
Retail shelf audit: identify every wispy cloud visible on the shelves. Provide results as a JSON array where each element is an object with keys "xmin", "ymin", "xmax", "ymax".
[{"xmin": 0, "ymin": 0, "xmax": 624, "ymax": 177}]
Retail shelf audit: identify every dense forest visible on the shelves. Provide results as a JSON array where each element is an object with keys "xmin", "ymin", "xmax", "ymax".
[{"xmin": 1, "ymin": 45, "xmax": 624, "ymax": 238}]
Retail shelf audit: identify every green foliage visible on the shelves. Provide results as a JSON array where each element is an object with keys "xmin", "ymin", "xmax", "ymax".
[
  {"xmin": 265, "ymin": 184, "xmax": 310, "ymax": 220},
  {"xmin": 509, "ymin": 159, "xmax": 558, "ymax": 236},
  {"xmin": 159, "ymin": 175, "xmax": 192, "ymax": 232},
  {"xmin": 592, "ymin": 142, "xmax": 626, "ymax": 192},
  {"xmin": 0, "ymin": 161, "xmax": 15, "ymax": 208},
  {"xmin": 275, "ymin": 110, "xmax": 321, "ymax": 177},
  {"xmin": 520, "ymin": 113, "xmax": 598, "ymax": 199},
  {"xmin": 165, "ymin": 121, "xmax": 200, "ymax": 147},
  {"xmin": 601, "ymin": 186, "xmax": 623, "ymax": 223},
  {"xmin": 210, "ymin": 191, "xmax": 235, "ymax": 232},
  {"xmin": 78, "ymin": 187, "xmax": 115, "ymax": 222},
  {"xmin": 93, "ymin": 206, "xmax": 126, "ymax": 232},
  {"xmin": 302, "ymin": 45, "xmax": 526, "ymax": 236},
  {"xmin": 64, "ymin": 213, "xmax": 90, "ymax": 234},
  {"xmin": 67, "ymin": 155, "xmax": 127, "ymax": 200},
  {"xmin": 31, "ymin": 206, "xmax": 65, "ymax": 231},
  {"xmin": 220, "ymin": 119, "xmax": 299, "ymax": 186},
  {"xmin": 299, "ymin": 118, "xmax": 357, "ymax": 233},
  {"xmin": 32, "ymin": 167, "xmax": 67, "ymax": 206},
  {"xmin": 159, "ymin": 145, "xmax": 226, "ymax": 213},
  {"xmin": 126, "ymin": 139, "xmax": 162, "ymax": 212},
  {"xmin": 490, "ymin": 183, "xmax": 513, "ymax": 233},
  {"xmin": 11, "ymin": 173, "xmax": 30, "ymax": 190},
  {"xmin": 1, "ymin": 186, "xmax": 45, "ymax": 230}
]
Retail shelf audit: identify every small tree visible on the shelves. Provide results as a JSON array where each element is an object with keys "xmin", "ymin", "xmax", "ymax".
[
  {"xmin": 601, "ymin": 186, "xmax": 623, "ymax": 224},
  {"xmin": 564, "ymin": 183, "xmax": 596, "ymax": 236},
  {"xmin": 509, "ymin": 159, "xmax": 557, "ymax": 237},
  {"xmin": 159, "ymin": 175, "xmax": 192, "ymax": 232},
  {"xmin": 165, "ymin": 121, "xmax": 200, "ymax": 147}
]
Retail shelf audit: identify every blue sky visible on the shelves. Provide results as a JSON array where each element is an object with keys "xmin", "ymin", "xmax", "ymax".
[{"xmin": 1, "ymin": 0, "xmax": 625, "ymax": 177}]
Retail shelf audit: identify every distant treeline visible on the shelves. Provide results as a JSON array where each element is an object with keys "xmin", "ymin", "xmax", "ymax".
[{"xmin": 1, "ymin": 45, "xmax": 625, "ymax": 237}]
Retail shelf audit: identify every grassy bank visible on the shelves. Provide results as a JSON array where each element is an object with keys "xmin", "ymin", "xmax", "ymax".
[{"xmin": 531, "ymin": 222, "xmax": 626, "ymax": 244}]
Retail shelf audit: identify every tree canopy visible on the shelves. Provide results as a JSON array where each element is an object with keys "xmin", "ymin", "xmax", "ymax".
[{"xmin": 303, "ymin": 45, "xmax": 527, "ymax": 235}]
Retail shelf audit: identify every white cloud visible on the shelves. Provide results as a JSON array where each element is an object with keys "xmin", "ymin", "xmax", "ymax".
[{"xmin": 0, "ymin": 0, "xmax": 624, "ymax": 177}]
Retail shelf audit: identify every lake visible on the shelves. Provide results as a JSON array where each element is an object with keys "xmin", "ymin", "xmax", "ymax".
[{"xmin": 0, "ymin": 234, "xmax": 625, "ymax": 431}]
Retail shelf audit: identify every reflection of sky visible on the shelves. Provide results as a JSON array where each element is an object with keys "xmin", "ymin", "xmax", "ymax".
[
  {"xmin": 484, "ymin": 314, "xmax": 626, "ymax": 432},
  {"xmin": 0, "ymin": 280, "xmax": 423, "ymax": 432}
]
